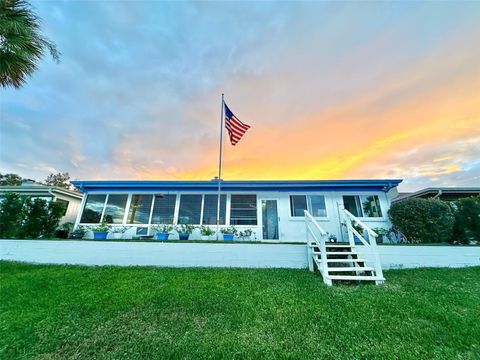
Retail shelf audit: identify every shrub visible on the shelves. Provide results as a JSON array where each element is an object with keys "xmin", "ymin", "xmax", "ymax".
[
  {"xmin": 20, "ymin": 198, "xmax": 65, "ymax": 238},
  {"xmin": 451, "ymin": 196, "xmax": 480, "ymax": 244},
  {"xmin": 0, "ymin": 193, "xmax": 25, "ymax": 238},
  {"xmin": 388, "ymin": 198, "xmax": 454, "ymax": 243}
]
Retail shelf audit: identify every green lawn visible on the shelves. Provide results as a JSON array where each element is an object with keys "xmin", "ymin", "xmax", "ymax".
[{"xmin": 1, "ymin": 262, "xmax": 479, "ymax": 359}]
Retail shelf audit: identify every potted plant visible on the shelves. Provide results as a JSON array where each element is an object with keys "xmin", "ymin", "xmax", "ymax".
[
  {"xmin": 56, "ymin": 222, "xmax": 74, "ymax": 239},
  {"xmin": 69, "ymin": 225, "xmax": 86, "ymax": 239},
  {"xmin": 327, "ymin": 233, "xmax": 337, "ymax": 243},
  {"xmin": 90, "ymin": 221, "xmax": 111, "ymax": 240},
  {"xmin": 238, "ymin": 228, "xmax": 253, "ymax": 241},
  {"xmin": 221, "ymin": 226, "xmax": 237, "ymax": 241},
  {"xmin": 152, "ymin": 224, "xmax": 174, "ymax": 241},
  {"xmin": 352, "ymin": 223, "xmax": 364, "ymax": 243},
  {"xmin": 177, "ymin": 224, "xmax": 195, "ymax": 240},
  {"xmin": 199, "ymin": 225, "xmax": 214, "ymax": 240},
  {"xmin": 372, "ymin": 227, "xmax": 390, "ymax": 244},
  {"xmin": 110, "ymin": 226, "xmax": 127, "ymax": 240}
]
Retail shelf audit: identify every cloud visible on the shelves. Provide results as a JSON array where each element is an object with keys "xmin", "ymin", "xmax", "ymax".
[{"xmin": 1, "ymin": 1, "xmax": 479, "ymax": 192}]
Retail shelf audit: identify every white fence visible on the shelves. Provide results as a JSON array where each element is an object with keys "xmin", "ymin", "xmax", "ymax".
[{"xmin": 1, "ymin": 240, "xmax": 479, "ymax": 269}]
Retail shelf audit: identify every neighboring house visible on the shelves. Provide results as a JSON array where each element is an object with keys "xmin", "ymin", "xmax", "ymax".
[
  {"xmin": 71, "ymin": 179, "xmax": 402, "ymax": 242},
  {"xmin": 393, "ymin": 187, "xmax": 480, "ymax": 202},
  {"xmin": 0, "ymin": 183, "xmax": 84, "ymax": 224}
]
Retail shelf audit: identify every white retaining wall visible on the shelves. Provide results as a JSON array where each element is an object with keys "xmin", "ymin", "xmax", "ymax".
[{"xmin": 1, "ymin": 240, "xmax": 479, "ymax": 269}]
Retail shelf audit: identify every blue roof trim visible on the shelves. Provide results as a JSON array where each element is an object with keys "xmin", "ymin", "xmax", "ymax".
[{"xmin": 71, "ymin": 179, "xmax": 402, "ymax": 193}]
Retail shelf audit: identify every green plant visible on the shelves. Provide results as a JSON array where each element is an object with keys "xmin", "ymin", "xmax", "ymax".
[
  {"xmin": 152, "ymin": 224, "xmax": 174, "ymax": 234},
  {"xmin": 388, "ymin": 198, "xmax": 455, "ymax": 244},
  {"xmin": 221, "ymin": 226, "xmax": 238, "ymax": 235},
  {"xmin": 451, "ymin": 196, "xmax": 480, "ymax": 244},
  {"xmin": 58, "ymin": 222, "xmax": 74, "ymax": 232},
  {"xmin": 89, "ymin": 221, "xmax": 111, "ymax": 233},
  {"xmin": 177, "ymin": 224, "xmax": 195, "ymax": 234},
  {"xmin": 110, "ymin": 226, "xmax": 128, "ymax": 234},
  {"xmin": 0, "ymin": 192, "xmax": 25, "ymax": 238},
  {"xmin": 238, "ymin": 229, "xmax": 253, "ymax": 238},
  {"xmin": 199, "ymin": 225, "xmax": 214, "ymax": 236}
]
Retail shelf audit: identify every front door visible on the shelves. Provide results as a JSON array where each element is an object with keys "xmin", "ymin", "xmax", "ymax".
[{"xmin": 261, "ymin": 200, "xmax": 279, "ymax": 240}]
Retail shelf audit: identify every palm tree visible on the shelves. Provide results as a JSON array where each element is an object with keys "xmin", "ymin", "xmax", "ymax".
[{"xmin": 0, "ymin": 0, "xmax": 59, "ymax": 89}]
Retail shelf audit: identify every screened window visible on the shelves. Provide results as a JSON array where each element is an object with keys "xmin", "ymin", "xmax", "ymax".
[
  {"xmin": 178, "ymin": 195, "xmax": 202, "ymax": 224},
  {"xmin": 202, "ymin": 194, "xmax": 226, "ymax": 225},
  {"xmin": 103, "ymin": 194, "xmax": 128, "ymax": 224},
  {"xmin": 230, "ymin": 195, "xmax": 257, "ymax": 225},
  {"xmin": 80, "ymin": 194, "xmax": 106, "ymax": 223},
  {"xmin": 151, "ymin": 194, "xmax": 176, "ymax": 224},
  {"xmin": 290, "ymin": 195, "xmax": 327, "ymax": 217},
  {"xmin": 290, "ymin": 195, "xmax": 307, "ymax": 216},
  {"xmin": 343, "ymin": 195, "xmax": 382, "ymax": 217},
  {"xmin": 56, "ymin": 199, "xmax": 69, "ymax": 216},
  {"xmin": 360, "ymin": 195, "xmax": 383, "ymax": 217},
  {"xmin": 127, "ymin": 195, "xmax": 153, "ymax": 224}
]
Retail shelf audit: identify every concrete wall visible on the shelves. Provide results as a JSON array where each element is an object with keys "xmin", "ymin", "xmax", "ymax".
[{"xmin": 1, "ymin": 240, "xmax": 479, "ymax": 270}]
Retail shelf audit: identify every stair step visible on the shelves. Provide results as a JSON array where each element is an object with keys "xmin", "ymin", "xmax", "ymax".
[
  {"xmin": 327, "ymin": 267, "xmax": 375, "ymax": 272},
  {"xmin": 329, "ymin": 275, "xmax": 384, "ymax": 281},
  {"xmin": 326, "ymin": 244, "xmax": 356, "ymax": 248},
  {"xmin": 326, "ymin": 251, "xmax": 356, "ymax": 255},
  {"xmin": 320, "ymin": 258, "xmax": 366, "ymax": 263}
]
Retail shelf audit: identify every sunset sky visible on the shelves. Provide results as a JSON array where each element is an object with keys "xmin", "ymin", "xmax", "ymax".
[{"xmin": 1, "ymin": 1, "xmax": 479, "ymax": 192}]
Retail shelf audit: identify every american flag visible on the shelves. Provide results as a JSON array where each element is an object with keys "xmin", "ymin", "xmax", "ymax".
[{"xmin": 224, "ymin": 103, "xmax": 251, "ymax": 145}]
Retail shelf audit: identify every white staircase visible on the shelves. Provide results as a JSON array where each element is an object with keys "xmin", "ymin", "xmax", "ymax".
[{"xmin": 305, "ymin": 210, "xmax": 385, "ymax": 286}]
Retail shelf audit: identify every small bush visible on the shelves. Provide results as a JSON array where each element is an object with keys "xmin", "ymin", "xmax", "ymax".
[
  {"xmin": 451, "ymin": 196, "xmax": 480, "ymax": 244},
  {"xmin": 0, "ymin": 194, "xmax": 65, "ymax": 239},
  {"xmin": 0, "ymin": 193, "xmax": 25, "ymax": 238},
  {"xmin": 388, "ymin": 198, "xmax": 455, "ymax": 243}
]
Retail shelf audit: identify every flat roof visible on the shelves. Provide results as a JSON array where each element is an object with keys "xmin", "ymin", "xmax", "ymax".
[
  {"xmin": 71, "ymin": 179, "xmax": 402, "ymax": 193},
  {"xmin": 0, "ymin": 185, "xmax": 83, "ymax": 199},
  {"xmin": 394, "ymin": 187, "xmax": 480, "ymax": 201}
]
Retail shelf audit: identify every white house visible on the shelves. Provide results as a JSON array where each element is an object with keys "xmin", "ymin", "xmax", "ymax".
[
  {"xmin": 71, "ymin": 179, "xmax": 402, "ymax": 242},
  {"xmin": 0, "ymin": 183, "xmax": 83, "ymax": 224}
]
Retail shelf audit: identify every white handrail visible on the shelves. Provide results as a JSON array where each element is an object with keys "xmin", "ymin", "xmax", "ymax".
[
  {"xmin": 304, "ymin": 210, "xmax": 331, "ymax": 285},
  {"xmin": 342, "ymin": 208, "xmax": 384, "ymax": 282}
]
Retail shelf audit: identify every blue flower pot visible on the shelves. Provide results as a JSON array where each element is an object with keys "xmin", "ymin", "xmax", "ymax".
[
  {"xmin": 354, "ymin": 234, "xmax": 362, "ymax": 244},
  {"xmin": 156, "ymin": 233, "xmax": 169, "ymax": 241},
  {"xmin": 179, "ymin": 233, "xmax": 189, "ymax": 240},
  {"xmin": 93, "ymin": 231, "xmax": 108, "ymax": 240},
  {"xmin": 223, "ymin": 234, "xmax": 234, "ymax": 241}
]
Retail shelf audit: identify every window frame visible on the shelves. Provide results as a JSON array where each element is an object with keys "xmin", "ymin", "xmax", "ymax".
[
  {"xmin": 229, "ymin": 194, "xmax": 258, "ymax": 226},
  {"xmin": 342, "ymin": 194, "xmax": 385, "ymax": 220},
  {"xmin": 289, "ymin": 194, "xmax": 328, "ymax": 219}
]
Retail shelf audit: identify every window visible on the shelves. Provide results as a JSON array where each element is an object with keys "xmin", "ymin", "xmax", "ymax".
[
  {"xmin": 151, "ymin": 194, "xmax": 176, "ymax": 224},
  {"xmin": 55, "ymin": 199, "xmax": 69, "ymax": 216},
  {"xmin": 80, "ymin": 194, "xmax": 106, "ymax": 223},
  {"xmin": 342, "ymin": 195, "xmax": 382, "ymax": 217},
  {"xmin": 290, "ymin": 195, "xmax": 327, "ymax": 217},
  {"xmin": 230, "ymin": 195, "xmax": 257, "ymax": 225},
  {"xmin": 178, "ymin": 195, "xmax": 202, "ymax": 224},
  {"xmin": 127, "ymin": 195, "xmax": 153, "ymax": 224},
  {"xmin": 202, "ymin": 194, "xmax": 226, "ymax": 225},
  {"xmin": 103, "ymin": 194, "xmax": 128, "ymax": 224}
]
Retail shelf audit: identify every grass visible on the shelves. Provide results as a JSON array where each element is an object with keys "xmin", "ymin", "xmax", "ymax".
[{"xmin": 1, "ymin": 262, "xmax": 479, "ymax": 359}]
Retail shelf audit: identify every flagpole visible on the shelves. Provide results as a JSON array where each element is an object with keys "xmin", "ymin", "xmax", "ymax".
[{"xmin": 216, "ymin": 93, "xmax": 224, "ymax": 240}]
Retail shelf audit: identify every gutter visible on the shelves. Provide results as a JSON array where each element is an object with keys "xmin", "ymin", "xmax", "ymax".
[{"xmin": 432, "ymin": 189, "xmax": 443, "ymax": 199}]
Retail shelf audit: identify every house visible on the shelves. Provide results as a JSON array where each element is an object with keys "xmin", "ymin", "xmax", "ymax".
[
  {"xmin": 71, "ymin": 179, "xmax": 402, "ymax": 242},
  {"xmin": 0, "ymin": 182, "xmax": 83, "ymax": 224},
  {"xmin": 393, "ymin": 187, "xmax": 480, "ymax": 202}
]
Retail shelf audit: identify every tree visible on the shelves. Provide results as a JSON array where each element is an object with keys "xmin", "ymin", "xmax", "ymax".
[
  {"xmin": 0, "ymin": 192, "xmax": 25, "ymax": 238},
  {"xmin": 44, "ymin": 172, "xmax": 70, "ymax": 189},
  {"xmin": 0, "ymin": 0, "xmax": 60, "ymax": 89},
  {"xmin": 0, "ymin": 173, "xmax": 23, "ymax": 186}
]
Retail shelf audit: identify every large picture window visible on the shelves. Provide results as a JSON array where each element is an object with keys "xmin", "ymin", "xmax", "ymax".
[
  {"xmin": 202, "ymin": 194, "xmax": 226, "ymax": 225},
  {"xmin": 103, "ymin": 194, "xmax": 128, "ymax": 224},
  {"xmin": 127, "ymin": 195, "xmax": 153, "ymax": 224},
  {"xmin": 178, "ymin": 194, "xmax": 202, "ymax": 224},
  {"xmin": 343, "ymin": 195, "xmax": 382, "ymax": 218},
  {"xmin": 290, "ymin": 195, "xmax": 327, "ymax": 217},
  {"xmin": 151, "ymin": 194, "xmax": 176, "ymax": 224},
  {"xmin": 80, "ymin": 194, "xmax": 106, "ymax": 223},
  {"xmin": 230, "ymin": 195, "xmax": 257, "ymax": 225}
]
